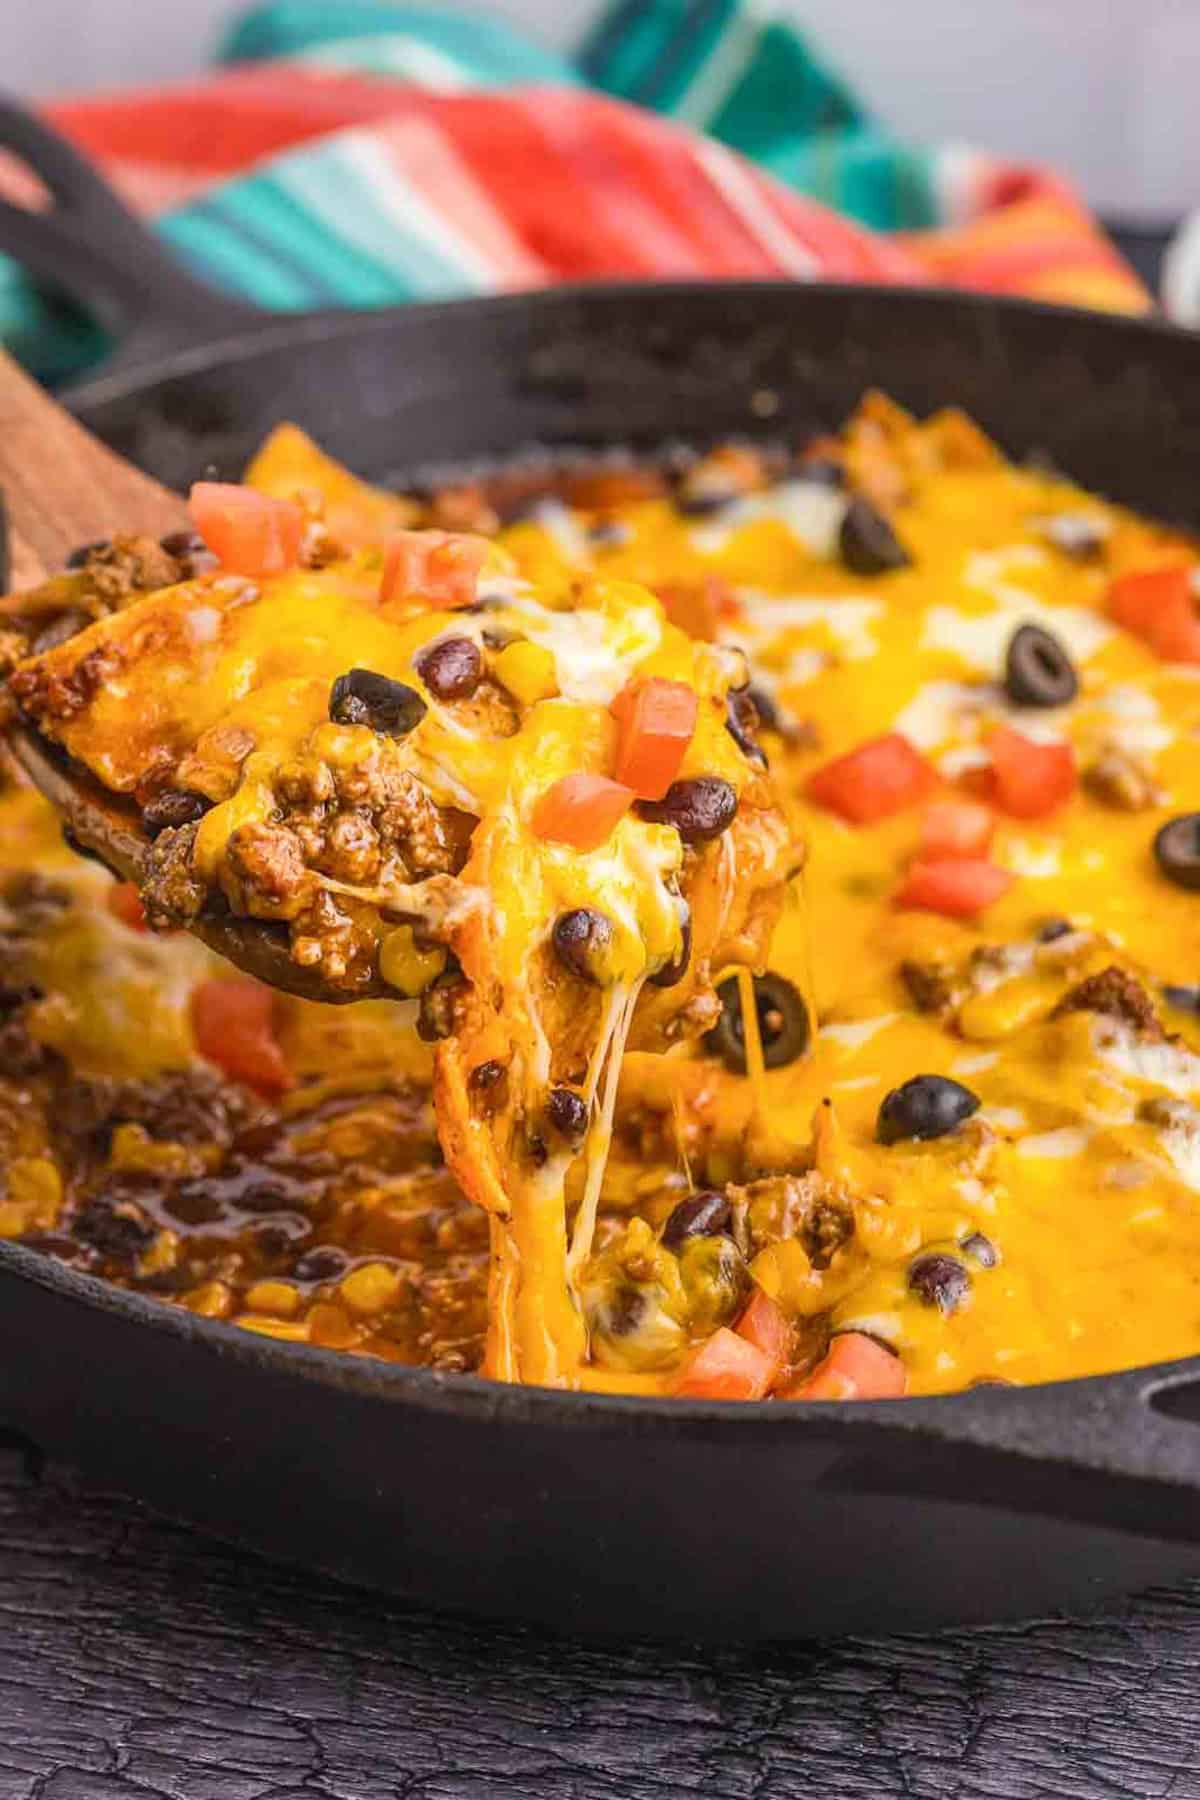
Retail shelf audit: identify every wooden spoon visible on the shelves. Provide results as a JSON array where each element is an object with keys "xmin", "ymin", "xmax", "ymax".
[{"xmin": 0, "ymin": 347, "xmax": 382, "ymax": 1004}]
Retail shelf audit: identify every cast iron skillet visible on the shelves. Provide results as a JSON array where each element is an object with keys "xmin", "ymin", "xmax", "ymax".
[{"xmin": 2, "ymin": 100, "xmax": 1200, "ymax": 1639}]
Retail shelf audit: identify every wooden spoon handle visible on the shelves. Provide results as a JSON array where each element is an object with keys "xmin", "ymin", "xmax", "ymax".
[{"xmin": 0, "ymin": 346, "xmax": 186, "ymax": 578}]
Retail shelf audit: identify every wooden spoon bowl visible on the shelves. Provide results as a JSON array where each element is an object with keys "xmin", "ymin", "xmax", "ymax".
[{"xmin": 0, "ymin": 346, "xmax": 383, "ymax": 1004}]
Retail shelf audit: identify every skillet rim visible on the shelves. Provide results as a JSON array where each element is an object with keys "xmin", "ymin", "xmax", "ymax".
[
  {"xmin": 17, "ymin": 275, "xmax": 1200, "ymax": 1451},
  {"xmin": 62, "ymin": 275, "xmax": 1200, "ymax": 417}
]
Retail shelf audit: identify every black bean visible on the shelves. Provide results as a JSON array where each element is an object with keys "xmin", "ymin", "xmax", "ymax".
[
  {"xmin": 726, "ymin": 689, "xmax": 768, "ymax": 767},
  {"xmin": 1004, "ymin": 622, "xmax": 1078, "ymax": 707},
  {"xmin": 66, "ymin": 539, "xmax": 109, "ymax": 569},
  {"xmin": 876, "ymin": 1075, "xmax": 980, "ymax": 1145},
  {"xmin": 468, "ymin": 1059, "xmax": 506, "ymax": 1094},
  {"xmin": 839, "ymin": 496, "xmax": 911, "ymax": 575},
  {"xmin": 908, "ymin": 1252, "xmax": 971, "ymax": 1314},
  {"xmin": 1164, "ymin": 984, "xmax": 1200, "ymax": 1016},
  {"xmin": 648, "ymin": 906, "xmax": 691, "ymax": 988},
  {"xmin": 1036, "ymin": 917, "xmax": 1074, "ymax": 943},
  {"xmin": 551, "ymin": 908, "xmax": 617, "ymax": 986},
  {"xmin": 638, "ymin": 776, "xmax": 738, "ymax": 844},
  {"xmin": 293, "ymin": 1246, "xmax": 349, "ymax": 1285},
  {"xmin": 545, "ymin": 1086, "xmax": 589, "ymax": 1143},
  {"xmin": 329, "ymin": 668, "xmax": 427, "ymax": 737},
  {"xmin": 605, "ymin": 1287, "xmax": 650, "ymax": 1337},
  {"xmin": 705, "ymin": 972, "xmax": 810, "ymax": 1073},
  {"xmin": 744, "ymin": 683, "xmax": 781, "ymax": 734},
  {"xmin": 72, "ymin": 1194, "xmax": 156, "ymax": 1262},
  {"xmin": 662, "ymin": 1189, "xmax": 732, "ymax": 1250},
  {"xmin": 1040, "ymin": 514, "xmax": 1106, "ymax": 559},
  {"xmin": 468, "ymin": 1058, "xmax": 508, "ymax": 1116},
  {"xmin": 1154, "ymin": 814, "xmax": 1200, "ymax": 891},
  {"xmin": 589, "ymin": 517, "xmax": 631, "ymax": 547},
  {"xmin": 797, "ymin": 455, "xmax": 846, "ymax": 489},
  {"xmin": 141, "ymin": 788, "xmax": 213, "ymax": 838},
  {"xmin": 159, "ymin": 528, "xmax": 209, "ymax": 560},
  {"xmin": 674, "ymin": 476, "xmax": 738, "ymax": 518},
  {"xmin": 961, "ymin": 1230, "xmax": 1000, "ymax": 1269},
  {"xmin": 415, "ymin": 634, "xmax": 483, "ymax": 701}
]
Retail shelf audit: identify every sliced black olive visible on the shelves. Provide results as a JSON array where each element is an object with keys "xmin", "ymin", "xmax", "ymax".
[
  {"xmin": 415, "ymin": 635, "xmax": 483, "ymax": 701},
  {"xmin": 1039, "ymin": 514, "xmax": 1106, "ymax": 559},
  {"xmin": 705, "ymin": 972, "xmax": 811, "ymax": 1073},
  {"xmin": 1154, "ymin": 814, "xmax": 1200, "ymax": 891},
  {"xmin": 66, "ymin": 539, "xmax": 109, "ymax": 569},
  {"xmin": 141, "ymin": 788, "xmax": 213, "ymax": 838},
  {"xmin": 1003, "ymin": 623, "xmax": 1078, "ymax": 708},
  {"xmin": 329, "ymin": 668, "xmax": 427, "ymax": 737},
  {"xmin": 648, "ymin": 907, "xmax": 691, "ymax": 989},
  {"xmin": 637, "ymin": 776, "xmax": 738, "ymax": 844},
  {"xmin": 1164, "ymin": 984, "xmax": 1200, "ymax": 1016},
  {"xmin": 908, "ymin": 1252, "xmax": 971, "ymax": 1314},
  {"xmin": 725, "ymin": 689, "xmax": 768, "ymax": 768},
  {"xmin": 545, "ymin": 1085, "xmax": 589, "ymax": 1143},
  {"xmin": 1036, "ymin": 916, "xmax": 1074, "ymax": 943},
  {"xmin": 961, "ymin": 1230, "xmax": 1000, "ymax": 1269},
  {"xmin": 876, "ymin": 1075, "xmax": 980, "ymax": 1145},
  {"xmin": 662, "ymin": 1189, "xmax": 732, "ymax": 1250},
  {"xmin": 838, "ymin": 496, "xmax": 911, "ymax": 576},
  {"xmin": 551, "ymin": 908, "xmax": 617, "ymax": 986}
]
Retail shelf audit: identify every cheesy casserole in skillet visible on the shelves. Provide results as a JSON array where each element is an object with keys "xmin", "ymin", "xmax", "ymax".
[{"xmin": 2, "ymin": 394, "xmax": 1199, "ymax": 1402}]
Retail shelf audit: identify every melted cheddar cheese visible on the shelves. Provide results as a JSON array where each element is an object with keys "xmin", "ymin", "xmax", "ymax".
[{"xmin": 3, "ymin": 398, "xmax": 1200, "ymax": 1401}]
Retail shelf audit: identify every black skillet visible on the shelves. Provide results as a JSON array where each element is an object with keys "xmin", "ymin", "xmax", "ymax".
[{"xmin": 2, "ymin": 100, "xmax": 1200, "ymax": 1639}]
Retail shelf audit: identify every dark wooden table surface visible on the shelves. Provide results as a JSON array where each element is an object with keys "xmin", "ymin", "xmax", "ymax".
[{"xmin": 3, "ymin": 1440, "xmax": 1200, "ymax": 1800}]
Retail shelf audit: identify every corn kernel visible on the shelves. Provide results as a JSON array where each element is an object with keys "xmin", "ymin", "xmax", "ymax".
[
  {"xmin": 235, "ymin": 1315, "xmax": 312, "ymax": 1342},
  {"xmin": 184, "ymin": 1281, "xmax": 233, "ymax": 1319},
  {"xmin": 379, "ymin": 925, "xmax": 447, "ymax": 997},
  {"xmin": 494, "ymin": 640, "xmax": 558, "ymax": 706},
  {"xmin": 307, "ymin": 1302, "xmax": 361, "ymax": 1349},
  {"xmin": 2, "ymin": 1158, "xmax": 62, "ymax": 1235},
  {"xmin": 339, "ymin": 1261, "xmax": 403, "ymax": 1316},
  {"xmin": 244, "ymin": 1279, "xmax": 302, "ymax": 1318}
]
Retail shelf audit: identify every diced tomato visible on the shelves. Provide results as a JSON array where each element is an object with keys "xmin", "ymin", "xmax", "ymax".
[
  {"xmin": 988, "ymin": 724, "xmax": 1076, "ymax": 819},
  {"xmin": 919, "ymin": 799, "xmax": 994, "ymax": 860},
  {"xmin": 531, "ymin": 773, "xmax": 634, "ymax": 851},
  {"xmin": 1109, "ymin": 563, "xmax": 1200, "ymax": 665},
  {"xmin": 783, "ymin": 1332, "xmax": 908, "ymax": 1402},
  {"xmin": 895, "ymin": 856, "xmax": 1014, "ymax": 918},
  {"xmin": 735, "ymin": 1287, "xmax": 792, "ymax": 1374},
  {"xmin": 188, "ymin": 482, "xmax": 304, "ymax": 578},
  {"xmin": 106, "ymin": 881, "xmax": 148, "ymax": 932},
  {"xmin": 379, "ymin": 530, "xmax": 485, "ymax": 610},
  {"xmin": 190, "ymin": 979, "xmax": 293, "ymax": 1098},
  {"xmin": 674, "ymin": 1326, "xmax": 776, "ymax": 1401},
  {"xmin": 806, "ymin": 732, "xmax": 938, "ymax": 825},
  {"xmin": 655, "ymin": 576, "xmax": 739, "ymax": 642},
  {"xmin": 610, "ymin": 677, "xmax": 698, "ymax": 800}
]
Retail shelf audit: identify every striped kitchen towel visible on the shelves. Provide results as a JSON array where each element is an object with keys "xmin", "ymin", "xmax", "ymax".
[{"xmin": 4, "ymin": 0, "xmax": 1146, "ymax": 383}]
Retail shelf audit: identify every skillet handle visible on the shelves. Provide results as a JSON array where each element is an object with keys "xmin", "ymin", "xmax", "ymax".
[
  {"xmin": 0, "ymin": 96, "xmax": 264, "ymax": 372},
  {"xmin": 873, "ymin": 1358, "xmax": 1200, "ymax": 1547}
]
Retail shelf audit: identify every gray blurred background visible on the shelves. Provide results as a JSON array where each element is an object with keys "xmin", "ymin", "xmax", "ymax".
[{"xmin": 5, "ymin": 0, "xmax": 1198, "ymax": 221}]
